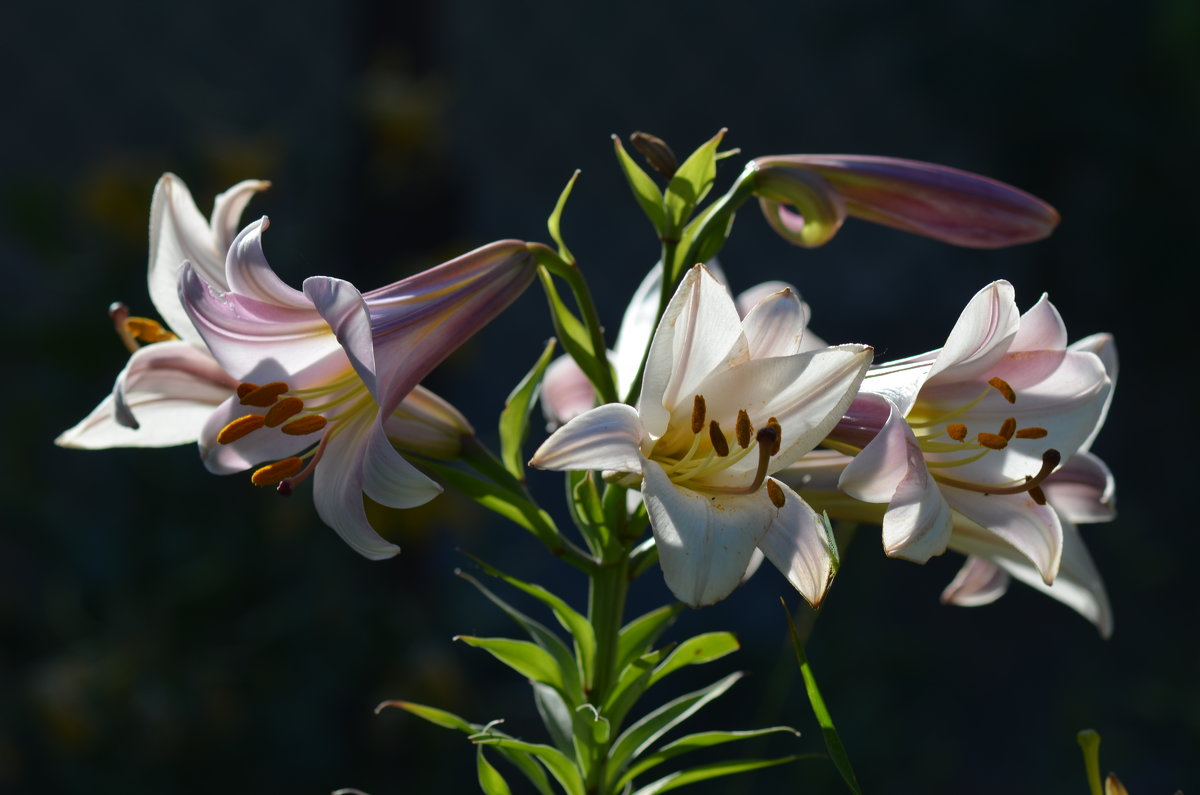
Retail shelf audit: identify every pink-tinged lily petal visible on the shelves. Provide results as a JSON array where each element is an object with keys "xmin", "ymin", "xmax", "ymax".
[
  {"xmin": 739, "ymin": 287, "xmax": 807, "ymax": 358},
  {"xmin": 225, "ymin": 218, "xmax": 313, "ymax": 309},
  {"xmin": 540, "ymin": 354, "xmax": 599, "ymax": 428},
  {"xmin": 57, "ymin": 342, "xmax": 236, "ymax": 449},
  {"xmin": 1042, "ymin": 451, "xmax": 1116, "ymax": 524},
  {"xmin": 941, "ymin": 556, "xmax": 1011, "ymax": 607},
  {"xmin": 879, "ymin": 439, "xmax": 953, "ymax": 563},
  {"xmin": 750, "ymin": 162, "xmax": 847, "ymax": 248},
  {"xmin": 385, "ymin": 384, "xmax": 474, "ymax": 460},
  {"xmin": 197, "ymin": 395, "xmax": 313, "ymax": 475},
  {"xmin": 530, "ymin": 403, "xmax": 645, "ymax": 474},
  {"xmin": 146, "ymin": 174, "xmax": 269, "ymax": 343},
  {"xmin": 310, "ymin": 413, "xmax": 402, "ymax": 560},
  {"xmin": 639, "ymin": 266, "xmax": 748, "ymax": 438},
  {"xmin": 951, "ymin": 516, "xmax": 1111, "ymax": 637},
  {"xmin": 837, "ymin": 396, "xmax": 914, "ymax": 502},
  {"xmin": 942, "ymin": 488, "xmax": 1063, "ymax": 583},
  {"xmin": 1009, "ymin": 294, "xmax": 1068, "ymax": 352},
  {"xmin": 752, "ymin": 155, "xmax": 1060, "ymax": 249},
  {"xmin": 756, "ymin": 478, "xmax": 837, "ymax": 606},
  {"xmin": 736, "ymin": 281, "xmax": 828, "ymax": 352},
  {"xmin": 360, "ymin": 419, "xmax": 443, "ymax": 509},
  {"xmin": 1070, "ymin": 333, "xmax": 1118, "ymax": 452},
  {"xmin": 641, "ymin": 458, "xmax": 769, "ymax": 607},
  {"xmin": 927, "ymin": 281, "xmax": 1020, "ymax": 384},
  {"xmin": 179, "ymin": 264, "xmax": 338, "ymax": 382},
  {"xmin": 303, "ymin": 276, "xmax": 378, "ymax": 396},
  {"xmin": 363, "ymin": 240, "xmax": 537, "ymax": 416}
]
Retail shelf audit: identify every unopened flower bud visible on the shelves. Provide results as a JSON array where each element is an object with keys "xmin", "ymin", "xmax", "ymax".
[{"xmin": 630, "ymin": 131, "xmax": 679, "ymax": 179}]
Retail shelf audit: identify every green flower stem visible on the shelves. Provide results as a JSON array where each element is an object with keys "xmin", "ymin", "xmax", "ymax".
[
  {"xmin": 528, "ymin": 243, "xmax": 619, "ymax": 405},
  {"xmin": 585, "ymin": 547, "xmax": 632, "ymax": 792}
]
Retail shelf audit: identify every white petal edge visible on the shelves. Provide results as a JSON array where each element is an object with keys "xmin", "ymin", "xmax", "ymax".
[
  {"xmin": 757, "ymin": 479, "xmax": 837, "ymax": 606},
  {"xmin": 529, "ymin": 403, "xmax": 645, "ymax": 474}
]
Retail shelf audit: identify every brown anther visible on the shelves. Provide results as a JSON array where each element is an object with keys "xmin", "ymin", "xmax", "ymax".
[
  {"xmin": 217, "ymin": 414, "xmax": 266, "ymax": 444},
  {"xmin": 239, "ymin": 381, "xmax": 289, "ymax": 407},
  {"xmin": 758, "ymin": 418, "xmax": 782, "ymax": 456},
  {"xmin": 999, "ymin": 417, "xmax": 1017, "ymax": 440},
  {"xmin": 691, "ymin": 395, "xmax": 707, "ymax": 434},
  {"xmin": 1015, "ymin": 427, "xmax": 1048, "ymax": 439},
  {"xmin": 124, "ymin": 316, "xmax": 178, "ymax": 343},
  {"xmin": 708, "ymin": 420, "xmax": 730, "ymax": 457},
  {"xmin": 630, "ymin": 131, "xmax": 678, "ymax": 178},
  {"xmin": 735, "ymin": 409, "xmax": 752, "ymax": 449},
  {"xmin": 1028, "ymin": 486, "xmax": 1047, "ymax": 506},
  {"xmin": 766, "ymin": 479, "xmax": 786, "ymax": 508},
  {"xmin": 236, "ymin": 382, "xmax": 260, "ymax": 399},
  {"xmin": 976, "ymin": 432, "xmax": 1008, "ymax": 450},
  {"xmin": 265, "ymin": 397, "xmax": 305, "ymax": 427},
  {"xmin": 281, "ymin": 415, "xmax": 328, "ymax": 436},
  {"xmin": 251, "ymin": 457, "xmax": 305, "ymax": 487},
  {"xmin": 947, "ymin": 423, "xmax": 968, "ymax": 442},
  {"xmin": 988, "ymin": 377, "xmax": 1016, "ymax": 404}
]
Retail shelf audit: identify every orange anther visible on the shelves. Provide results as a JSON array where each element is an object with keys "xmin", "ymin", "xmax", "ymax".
[
  {"xmin": 736, "ymin": 410, "xmax": 752, "ymax": 449},
  {"xmin": 766, "ymin": 479, "xmax": 786, "ymax": 508},
  {"xmin": 708, "ymin": 420, "xmax": 730, "ymax": 457},
  {"xmin": 281, "ymin": 415, "xmax": 329, "ymax": 436},
  {"xmin": 240, "ymin": 381, "xmax": 289, "ymax": 407},
  {"xmin": 265, "ymin": 397, "xmax": 305, "ymax": 427},
  {"xmin": 217, "ymin": 414, "xmax": 266, "ymax": 444},
  {"xmin": 947, "ymin": 423, "xmax": 968, "ymax": 442},
  {"xmin": 251, "ymin": 457, "xmax": 305, "ymax": 487},
  {"xmin": 1015, "ymin": 427, "xmax": 1048, "ymax": 439},
  {"xmin": 976, "ymin": 432, "xmax": 1008, "ymax": 450},
  {"xmin": 691, "ymin": 395, "xmax": 707, "ymax": 434},
  {"xmin": 124, "ymin": 316, "xmax": 178, "ymax": 343},
  {"xmin": 999, "ymin": 417, "xmax": 1017, "ymax": 440},
  {"xmin": 236, "ymin": 382, "xmax": 260, "ymax": 399},
  {"xmin": 988, "ymin": 377, "xmax": 1016, "ymax": 404}
]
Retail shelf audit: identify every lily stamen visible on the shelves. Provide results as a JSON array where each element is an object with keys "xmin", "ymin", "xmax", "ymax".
[
  {"xmin": 124, "ymin": 316, "xmax": 177, "ymax": 344},
  {"xmin": 218, "ymin": 414, "xmax": 266, "ymax": 444},
  {"xmin": 239, "ymin": 382, "xmax": 289, "ymax": 407},
  {"xmin": 736, "ymin": 410, "xmax": 752, "ymax": 448},
  {"xmin": 931, "ymin": 448, "xmax": 1061, "ymax": 497},
  {"xmin": 251, "ymin": 456, "xmax": 305, "ymax": 487},
  {"xmin": 264, "ymin": 397, "xmax": 305, "ymax": 427},
  {"xmin": 709, "ymin": 420, "xmax": 730, "ymax": 457},
  {"xmin": 691, "ymin": 395, "xmax": 706, "ymax": 434},
  {"xmin": 988, "ymin": 376, "xmax": 1016, "ymax": 403},
  {"xmin": 281, "ymin": 415, "xmax": 329, "ymax": 436}
]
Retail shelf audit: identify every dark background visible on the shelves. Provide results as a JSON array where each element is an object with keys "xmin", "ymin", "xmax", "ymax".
[{"xmin": 3, "ymin": 0, "xmax": 1197, "ymax": 792}]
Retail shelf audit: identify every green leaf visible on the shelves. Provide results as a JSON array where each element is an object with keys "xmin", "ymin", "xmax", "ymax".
[
  {"xmin": 567, "ymin": 470, "xmax": 610, "ymax": 557},
  {"xmin": 570, "ymin": 703, "xmax": 612, "ymax": 782},
  {"xmin": 499, "ymin": 338, "xmax": 558, "ymax": 480},
  {"xmin": 606, "ymin": 671, "xmax": 744, "ymax": 777},
  {"xmin": 374, "ymin": 699, "xmax": 475, "ymax": 733},
  {"xmin": 662, "ymin": 129, "xmax": 726, "ymax": 233},
  {"xmin": 457, "ymin": 570, "xmax": 583, "ymax": 703},
  {"xmin": 547, "ymin": 170, "xmax": 579, "ymax": 262},
  {"xmin": 477, "ymin": 746, "xmax": 513, "ymax": 794},
  {"xmin": 649, "ymin": 632, "xmax": 740, "ymax": 687},
  {"xmin": 473, "ymin": 736, "xmax": 586, "ymax": 795},
  {"xmin": 613, "ymin": 726, "xmax": 800, "ymax": 791},
  {"xmin": 629, "ymin": 755, "xmax": 798, "ymax": 795},
  {"xmin": 784, "ymin": 602, "xmax": 863, "ymax": 795},
  {"xmin": 465, "ymin": 555, "xmax": 597, "ymax": 689},
  {"xmin": 420, "ymin": 461, "xmax": 560, "ymax": 548},
  {"xmin": 536, "ymin": 267, "xmax": 609, "ymax": 390},
  {"xmin": 614, "ymin": 603, "xmax": 683, "ymax": 678},
  {"xmin": 603, "ymin": 646, "xmax": 672, "ymax": 730},
  {"xmin": 533, "ymin": 682, "xmax": 575, "ymax": 754},
  {"xmin": 493, "ymin": 747, "xmax": 556, "ymax": 795},
  {"xmin": 613, "ymin": 135, "xmax": 667, "ymax": 233},
  {"xmin": 456, "ymin": 636, "xmax": 567, "ymax": 694}
]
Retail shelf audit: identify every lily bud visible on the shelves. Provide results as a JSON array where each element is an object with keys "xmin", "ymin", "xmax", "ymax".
[
  {"xmin": 385, "ymin": 385, "xmax": 475, "ymax": 460},
  {"xmin": 750, "ymin": 155, "xmax": 1060, "ymax": 249}
]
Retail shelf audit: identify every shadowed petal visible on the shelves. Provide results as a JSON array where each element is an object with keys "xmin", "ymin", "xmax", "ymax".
[
  {"xmin": 612, "ymin": 262, "xmax": 664, "ymax": 394},
  {"xmin": 1010, "ymin": 294, "xmax": 1068, "ymax": 352},
  {"xmin": 224, "ymin": 218, "xmax": 313, "ymax": 309},
  {"xmin": 740, "ymin": 287, "xmax": 807, "ymax": 358},
  {"xmin": 540, "ymin": 354, "xmax": 598, "ymax": 427},
  {"xmin": 839, "ymin": 397, "xmax": 915, "ymax": 502},
  {"xmin": 197, "ymin": 395, "xmax": 312, "ymax": 475},
  {"xmin": 941, "ymin": 557, "xmax": 1010, "ymax": 607},
  {"xmin": 642, "ymin": 458, "xmax": 767, "ymax": 607},
  {"xmin": 880, "ymin": 441, "xmax": 953, "ymax": 563},
  {"xmin": 210, "ymin": 178, "xmax": 271, "ymax": 255},
  {"xmin": 756, "ymin": 479, "xmax": 837, "ymax": 606},
  {"xmin": 361, "ymin": 420, "xmax": 443, "ymax": 508},
  {"xmin": 147, "ymin": 174, "xmax": 225, "ymax": 342},
  {"xmin": 927, "ymin": 280, "xmax": 1019, "ymax": 384},
  {"xmin": 304, "ymin": 276, "xmax": 378, "ymax": 396},
  {"xmin": 943, "ymin": 489, "xmax": 1063, "ymax": 583},
  {"xmin": 1042, "ymin": 451, "xmax": 1116, "ymax": 524}
]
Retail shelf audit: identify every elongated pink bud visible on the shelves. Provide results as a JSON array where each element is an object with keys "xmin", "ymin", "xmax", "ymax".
[{"xmin": 750, "ymin": 155, "xmax": 1060, "ymax": 249}]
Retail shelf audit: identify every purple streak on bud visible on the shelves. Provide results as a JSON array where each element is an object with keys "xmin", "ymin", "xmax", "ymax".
[
  {"xmin": 751, "ymin": 155, "xmax": 1060, "ymax": 249},
  {"xmin": 825, "ymin": 393, "xmax": 892, "ymax": 450}
]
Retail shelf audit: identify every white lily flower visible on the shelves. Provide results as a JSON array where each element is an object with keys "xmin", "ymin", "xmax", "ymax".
[
  {"xmin": 531, "ymin": 265, "xmax": 872, "ymax": 607},
  {"xmin": 830, "ymin": 281, "xmax": 1112, "ymax": 586}
]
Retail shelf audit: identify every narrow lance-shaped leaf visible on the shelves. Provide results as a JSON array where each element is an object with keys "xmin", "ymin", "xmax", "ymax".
[
  {"xmin": 420, "ymin": 460, "xmax": 561, "ymax": 550},
  {"xmin": 533, "ymin": 681, "xmax": 575, "ymax": 755},
  {"xmin": 455, "ymin": 636, "xmax": 568, "ymax": 695},
  {"xmin": 603, "ymin": 646, "xmax": 674, "ymax": 730},
  {"xmin": 613, "ymin": 135, "xmax": 668, "ymax": 233},
  {"xmin": 568, "ymin": 470, "xmax": 610, "ymax": 557},
  {"xmin": 783, "ymin": 600, "xmax": 862, "ymax": 795},
  {"xmin": 499, "ymin": 338, "xmax": 558, "ymax": 480},
  {"xmin": 477, "ymin": 747, "xmax": 513, "ymax": 795},
  {"xmin": 472, "ymin": 735, "xmax": 587, "ymax": 795},
  {"xmin": 465, "ymin": 554, "xmax": 597, "ymax": 689},
  {"xmin": 663, "ymin": 128, "xmax": 726, "ymax": 234},
  {"xmin": 614, "ymin": 603, "xmax": 683, "ymax": 677},
  {"xmin": 457, "ymin": 569, "xmax": 583, "ymax": 703},
  {"xmin": 537, "ymin": 267, "xmax": 609, "ymax": 390},
  {"xmin": 547, "ymin": 170, "xmax": 579, "ymax": 262},
  {"xmin": 606, "ymin": 671, "xmax": 744, "ymax": 778},
  {"xmin": 649, "ymin": 632, "xmax": 740, "ymax": 686},
  {"xmin": 630, "ymin": 755, "xmax": 799, "ymax": 795},
  {"xmin": 614, "ymin": 726, "xmax": 801, "ymax": 792}
]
